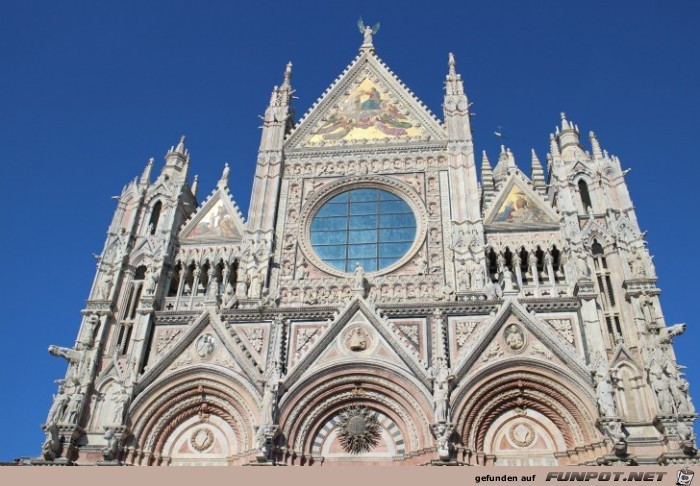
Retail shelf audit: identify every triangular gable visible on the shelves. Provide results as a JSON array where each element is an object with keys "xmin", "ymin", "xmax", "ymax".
[
  {"xmin": 283, "ymin": 297, "xmax": 431, "ymax": 389},
  {"xmin": 135, "ymin": 309, "xmax": 262, "ymax": 394},
  {"xmin": 179, "ymin": 188, "xmax": 245, "ymax": 243},
  {"xmin": 286, "ymin": 51, "xmax": 445, "ymax": 149},
  {"xmin": 484, "ymin": 176, "xmax": 560, "ymax": 230},
  {"xmin": 452, "ymin": 298, "xmax": 590, "ymax": 386}
]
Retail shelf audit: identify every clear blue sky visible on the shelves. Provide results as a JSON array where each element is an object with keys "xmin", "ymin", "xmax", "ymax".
[{"xmin": 1, "ymin": 0, "xmax": 698, "ymax": 461}]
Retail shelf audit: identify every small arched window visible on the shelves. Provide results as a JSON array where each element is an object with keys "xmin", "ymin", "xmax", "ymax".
[
  {"xmin": 578, "ymin": 180, "xmax": 592, "ymax": 211},
  {"xmin": 148, "ymin": 201, "xmax": 162, "ymax": 235}
]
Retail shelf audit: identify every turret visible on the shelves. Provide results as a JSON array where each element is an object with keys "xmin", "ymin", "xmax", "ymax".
[{"xmin": 161, "ymin": 135, "xmax": 190, "ymax": 183}]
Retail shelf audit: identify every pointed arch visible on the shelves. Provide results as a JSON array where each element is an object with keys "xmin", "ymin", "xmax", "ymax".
[{"xmin": 148, "ymin": 201, "xmax": 162, "ymax": 234}]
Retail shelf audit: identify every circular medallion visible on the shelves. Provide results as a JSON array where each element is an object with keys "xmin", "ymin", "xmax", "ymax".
[
  {"xmin": 342, "ymin": 324, "xmax": 374, "ymax": 353},
  {"xmin": 195, "ymin": 334, "xmax": 216, "ymax": 359},
  {"xmin": 503, "ymin": 324, "xmax": 526, "ymax": 353},
  {"xmin": 508, "ymin": 422, "xmax": 535, "ymax": 448},
  {"xmin": 190, "ymin": 427, "xmax": 214, "ymax": 452}
]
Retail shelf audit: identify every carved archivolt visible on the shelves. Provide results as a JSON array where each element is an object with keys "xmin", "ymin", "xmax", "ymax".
[
  {"xmin": 296, "ymin": 175, "xmax": 429, "ymax": 278},
  {"xmin": 451, "ymin": 366, "xmax": 600, "ymax": 454},
  {"xmin": 279, "ymin": 364, "xmax": 433, "ymax": 455},
  {"xmin": 128, "ymin": 369, "xmax": 260, "ymax": 462}
]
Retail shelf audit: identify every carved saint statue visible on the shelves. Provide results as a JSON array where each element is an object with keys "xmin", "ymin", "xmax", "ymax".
[
  {"xmin": 649, "ymin": 361, "xmax": 674, "ymax": 415},
  {"xmin": 261, "ymin": 365, "xmax": 282, "ymax": 425},
  {"xmin": 97, "ymin": 274, "xmax": 113, "ymax": 299},
  {"xmin": 595, "ymin": 377, "xmax": 617, "ymax": 417},
  {"xmin": 431, "ymin": 363, "xmax": 453, "ymax": 423},
  {"xmin": 353, "ymin": 263, "xmax": 366, "ymax": 289},
  {"xmin": 66, "ymin": 390, "xmax": 85, "ymax": 424},
  {"xmin": 111, "ymin": 390, "xmax": 130, "ymax": 425},
  {"xmin": 47, "ymin": 386, "xmax": 69, "ymax": 424}
]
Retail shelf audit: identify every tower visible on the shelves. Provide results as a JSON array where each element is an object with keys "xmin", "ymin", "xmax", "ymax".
[{"xmin": 37, "ymin": 26, "xmax": 695, "ymax": 467}]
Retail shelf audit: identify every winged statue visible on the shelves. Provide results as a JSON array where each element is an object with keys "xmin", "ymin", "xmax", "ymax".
[{"xmin": 358, "ymin": 18, "xmax": 380, "ymax": 45}]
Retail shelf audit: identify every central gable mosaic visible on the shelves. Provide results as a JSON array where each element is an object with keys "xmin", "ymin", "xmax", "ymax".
[{"xmin": 307, "ymin": 78, "xmax": 423, "ymax": 144}]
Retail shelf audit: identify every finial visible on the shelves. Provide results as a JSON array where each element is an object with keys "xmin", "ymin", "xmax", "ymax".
[
  {"xmin": 175, "ymin": 135, "xmax": 186, "ymax": 154},
  {"xmin": 500, "ymin": 144, "xmax": 506, "ymax": 154},
  {"xmin": 531, "ymin": 148, "xmax": 542, "ymax": 164},
  {"xmin": 358, "ymin": 18, "xmax": 380, "ymax": 49},
  {"xmin": 560, "ymin": 112, "xmax": 571, "ymax": 130},
  {"xmin": 283, "ymin": 62, "xmax": 293, "ymax": 87},
  {"xmin": 140, "ymin": 157, "xmax": 154, "ymax": 185},
  {"xmin": 589, "ymin": 131, "xmax": 602, "ymax": 158},
  {"xmin": 448, "ymin": 52, "xmax": 456, "ymax": 76},
  {"xmin": 191, "ymin": 174, "xmax": 199, "ymax": 197},
  {"xmin": 218, "ymin": 163, "xmax": 230, "ymax": 189}
]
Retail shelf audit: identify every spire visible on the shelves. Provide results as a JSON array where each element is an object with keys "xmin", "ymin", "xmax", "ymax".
[
  {"xmin": 549, "ymin": 133, "xmax": 561, "ymax": 157},
  {"xmin": 481, "ymin": 151, "xmax": 495, "ymax": 190},
  {"xmin": 191, "ymin": 174, "xmax": 199, "ymax": 197},
  {"xmin": 493, "ymin": 145, "xmax": 517, "ymax": 182},
  {"xmin": 218, "ymin": 163, "xmax": 230, "ymax": 190},
  {"xmin": 445, "ymin": 52, "xmax": 465, "ymax": 96},
  {"xmin": 531, "ymin": 149, "xmax": 546, "ymax": 194},
  {"xmin": 589, "ymin": 131, "xmax": 603, "ymax": 159},
  {"xmin": 282, "ymin": 61, "xmax": 292, "ymax": 89},
  {"xmin": 139, "ymin": 157, "xmax": 154, "ymax": 186}
]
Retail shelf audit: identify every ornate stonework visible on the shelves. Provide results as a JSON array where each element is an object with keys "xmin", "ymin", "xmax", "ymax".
[{"xmin": 38, "ymin": 27, "xmax": 696, "ymax": 467}]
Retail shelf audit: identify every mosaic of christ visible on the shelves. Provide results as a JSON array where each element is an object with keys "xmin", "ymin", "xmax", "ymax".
[
  {"xmin": 493, "ymin": 188, "xmax": 550, "ymax": 224},
  {"xmin": 308, "ymin": 78, "xmax": 422, "ymax": 142}
]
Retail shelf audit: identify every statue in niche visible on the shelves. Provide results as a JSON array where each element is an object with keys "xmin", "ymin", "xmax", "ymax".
[
  {"xmin": 595, "ymin": 375, "xmax": 617, "ymax": 417},
  {"xmin": 296, "ymin": 261, "xmax": 309, "ymax": 280},
  {"xmin": 46, "ymin": 385, "xmax": 69, "ymax": 424},
  {"xmin": 353, "ymin": 263, "xmax": 366, "ymax": 289},
  {"xmin": 111, "ymin": 388, "xmax": 130, "ymax": 425},
  {"xmin": 648, "ymin": 361, "xmax": 674, "ymax": 415},
  {"xmin": 261, "ymin": 363, "xmax": 283, "ymax": 425},
  {"xmin": 66, "ymin": 390, "xmax": 85, "ymax": 424},
  {"xmin": 415, "ymin": 257, "xmax": 428, "ymax": 276},
  {"xmin": 473, "ymin": 265, "xmax": 485, "ymax": 290},
  {"xmin": 79, "ymin": 315, "xmax": 99, "ymax": 348},
  {"xmin": 668, "ymin": 364, "xmax": 695, "ymax": 414},
  {"xmin": 431, "ymin": 360, "xmax": 453, "ymax": 423},
  {"xmin": 97, "ymin": 273, "xmax": 113, "ymax": 299},
  {"xmin": 220, "ymin": 283, "xmax": 237, "ymax": 309}
]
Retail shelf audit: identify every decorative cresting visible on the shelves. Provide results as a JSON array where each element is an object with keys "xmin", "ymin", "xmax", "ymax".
[
  {"xmin": 127, "ymin": 370, "xmax": 260, "ymax": 465},
  {"xmin": 298, "ymin": 175, "xmax": 429, "ymax": 278},
  {"xmin": 336, "ymin": 406, "xmax": 381, "ymax": 454},
  {"xmin": 451, "ymin": 367, "xmax": 601, "ymax": 464},
  {"xmin": 279, "ymin": 365, "xmax": 433, "ymax": 461}
]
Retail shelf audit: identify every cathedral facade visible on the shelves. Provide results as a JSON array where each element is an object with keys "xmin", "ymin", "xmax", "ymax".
[{"xmin": 38, "ymin": 30, "xmax": 696, "ymax": 466}]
